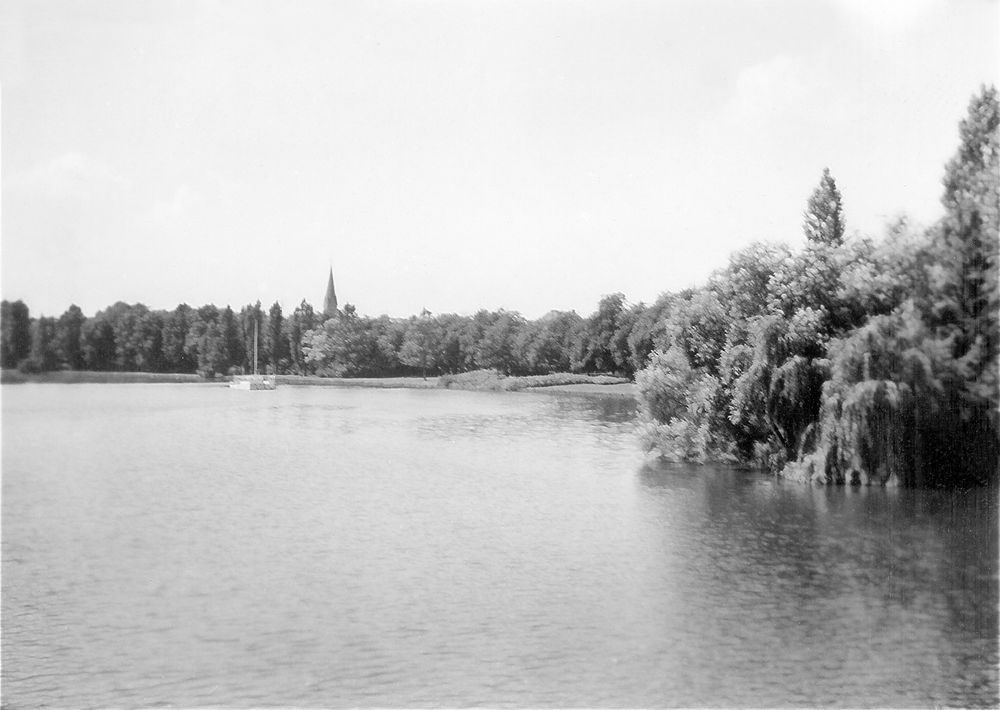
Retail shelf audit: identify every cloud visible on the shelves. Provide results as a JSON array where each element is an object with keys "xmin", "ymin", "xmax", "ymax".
[
  {"xmin": 832, "ymin": 0, "xmax": 941, "ymax": 34},
  {"xmin": 20, "ymin": 152, "xmax": 131, "ymax": 198},
  {"xmin": 726, "ymin": 54, "xmax": 808, "ymax": 126}
]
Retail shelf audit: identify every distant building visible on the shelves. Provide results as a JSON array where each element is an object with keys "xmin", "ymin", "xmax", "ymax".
[{"xmin": 323, "ymin": 267, "xmax": 339, "ymax": 318}]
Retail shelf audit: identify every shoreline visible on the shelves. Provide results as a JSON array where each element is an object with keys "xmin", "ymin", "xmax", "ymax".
[{"xmin": 0, "ymin": 369, "xmax": 636, "ymax": 397}]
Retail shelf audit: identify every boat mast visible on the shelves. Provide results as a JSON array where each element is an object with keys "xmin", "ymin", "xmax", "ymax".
[{"xmin": 253, "ymin": 319, "xmax": 258, "ymax": 376}]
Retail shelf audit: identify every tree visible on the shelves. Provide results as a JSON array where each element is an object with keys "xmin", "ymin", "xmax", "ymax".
[
  {"xmin": 287, "ymin": 300, "xmax": 316, "ymax": 375},
  {"xmin": 520, "ymin": 310, "xmax": 583, "ymax": 374},
  {"xmin": 303, "ymin": 303, "xmax": 385, "ymax": 377},
  {"xmin": 25, "ymin": 316, "xmax": 59, "ymax": 372},
  {"xmin": 668, "ymin": 290, "xmax": 730, "ymax": 376},
  {"xmin": 98, "ymin": 302, "xmax": 162, "ymax": 371},
  {"xmin": 239, "ymin": 302, "xmax": 265, "ymax": 373},
  {"xmin": 82, "ymin": 316, "xmax": 117, "ymax": 371},
  {"xmin": 399, "ymin": 309, "xmax": 440, "ymax": 379},
  {"xmin": 191, "ymin": 320, "xmax": 226, "ymax": 378},
  {"xmin": 803, "ymin": 167, "xmax": 845, "ymax": 247},
  {"xmin": 55, "ymin": 305, "xmax": 86, "ymax": 370},
  {"xmin": 936, "ymin": 84, "xmax": 999, "ymax": 416},
  {"xmin": 711, "ymin": 241, "xmax": 790, "ymax": 322},
  {"xmin": 581, "ymin": 293, "xmax": 628, "ymax": 374},
  {"xmin": 184, "ymin": 305, "xmax": 220, "ymax": 376},
  {"xmin": 476, "ymin": 310, "xmax": 527, "ymax": 375},
  {"xmin": 219, "ymin": 306, "xmax": 241, "ymax": 373},
  {"xmin": 136, "ymin": 310, "xmax": 165, "ymax": 372},
  {"xmin": 1, "ymin": 300, "xmax": 32, "ymax": 368},
  {"xmin": 627, "ymin": 294, "xmax": 674, "ymax": 374},
  {"xmin": 376, "ymin": 316, "xmax": 410, "ymax": 375},
  {"xmin": 267, "ymin": 301, "xmax": 284, "ymax": 374},
  {"xmin": 434, "ymin": 313, "xmax": 472, "ymax": 374},
  {"xmin": 634, "ymin": 87, "xmax": 999, "ymax": 486},
  {"xmin": 162, "ymin": 304, "xmax": 196, "ymax": 373},
  {"xmin": 0, "ymin": 301, "xmax": 11, "ymax": 368}
]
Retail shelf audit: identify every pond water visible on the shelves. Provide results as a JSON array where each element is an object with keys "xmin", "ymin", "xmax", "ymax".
[{"xmin": 2, "ymin": 384, "xmax": 997, "ymax": 708}]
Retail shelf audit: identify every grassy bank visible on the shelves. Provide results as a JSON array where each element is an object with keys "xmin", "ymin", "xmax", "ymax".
[
  {"xmin": 276, "ymin": 374, "xmax": 439, "ymax": 389},
  {"xmin": 437, "ymin": 369, "xmax": 631, "ymax": 393},
  {"xmin": 1, "ymin": 370, "xmax": 207, "ymax": 385},
  {"xmin": 2, "ymin": 369, "xmax": 634, "ymax": 396}
]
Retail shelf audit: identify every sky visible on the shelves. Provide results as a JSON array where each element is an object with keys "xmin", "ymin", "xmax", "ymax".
[{"xmin": 1, "ymin": 0, "xmax": 998, "ymax": 320}]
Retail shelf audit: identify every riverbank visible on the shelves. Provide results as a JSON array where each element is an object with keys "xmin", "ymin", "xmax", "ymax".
[
  {"xmin": 1, "ymin": 369, "xmax": 636, "ymax": 397},
  {"xmin": 0, "ymin": 370, "xmax": 206, "ymax": 385},
  {"xmin": 437, "ymin": 369, "xmax": 631, "ymax": 393},
  {"xmin": 286, "ymin": 372, "xmax": 637, "ymax": 397}
]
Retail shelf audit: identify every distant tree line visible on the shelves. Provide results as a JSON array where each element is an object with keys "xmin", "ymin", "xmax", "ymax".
[{"xmin": 0, "ymin": 292, "xmax": 651, "ymax": 381}]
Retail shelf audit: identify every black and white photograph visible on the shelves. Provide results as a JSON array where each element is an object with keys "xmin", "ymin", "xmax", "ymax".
[{"xmin": 1, "ymin": 1, "xmax": 998, "ymax": 707}]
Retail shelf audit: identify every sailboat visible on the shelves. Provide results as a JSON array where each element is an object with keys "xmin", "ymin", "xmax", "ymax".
[{"xmin": 229, "ymin": 319, "xmax": 277, "ymax": 390}]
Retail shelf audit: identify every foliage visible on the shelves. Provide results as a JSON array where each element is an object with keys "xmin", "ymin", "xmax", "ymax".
[
  {"xmin": 266, "ymin": 302, "xmax": 284, "ymax": 373},
  {"xmin": 635, "ymin": 347, "xmax": 736, "ymax": 463},
  {"xmin": 1, "ymin": 300, "xmax": 33, "ymax": 368},
  {"xmin": 399, "ymin": 309, "xmax": 440, "ymax": 379},
  {"xmin": 438, "ymin": 369, "xmax": 627, "ymax": 392},
  {"xmin": 935, "ymin": 85, "xmax": 1000, "ymax": 420},
  {"xmin": 24, "ymin": 316, "xmax": 59, "ymax": 372},
  {"xmin": 303, "ymin": 304, "xmax": 391, "ymax": 377},
  {"xmin": 83, "ymin": 317, "xmax": 117, "ymax": 371},
  {"xmin": 635, "ymin": 347, "xmax": 696, "ymax": 424},
  {"xmin": 580, "ymin": 293, "xmax": 632, "ymax": 375},
  {"xmin": 286, "ymin": 300, "xmax": 316, "ymax": 375},
  {"xmin": 437, "ymin": 368, "xmax": 507, "ymax": 391},
  {"xmin": 520, "ymin": 310, "xmax": 585, "ymax": 374},
  {"xmin": 635, "ymin": 87, "xmax": 999, "ymax": 486},
  {"xmin": 161, "ymin": 305, "xmax": 196, "ymax": 373},
  {"xmin": 240, "ymin": 302, "xmax": 265, "ymax": 373},
  {"xmin": 475, "ymin": 309, "xmax": 528, "ymax": 375},
  {"xmin": 56, "ymin": 305, "xmax": 86, "ymax": 370},
  {"xmin": 803, "ymin": 167, "xmax": 845, "ymax": 247},
  {"xmin": 626, "ymin": 293, "xmax": 673, "ymax": 374}
]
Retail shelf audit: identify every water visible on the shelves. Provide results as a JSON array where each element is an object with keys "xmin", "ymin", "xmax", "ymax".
[{"xmin": 2, "ymin": 383, "xmax": 997, "ymax": 708}]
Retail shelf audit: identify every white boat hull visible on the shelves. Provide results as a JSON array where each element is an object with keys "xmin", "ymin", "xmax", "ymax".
[{"xmin": 229, "ymin": 375, "xmax": 277, "ymax": 390}]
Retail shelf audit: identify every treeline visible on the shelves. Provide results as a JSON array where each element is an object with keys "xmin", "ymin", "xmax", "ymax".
[
  {"xmin": 634, "ymin": 86, "xmax": 998, "ymax": 487},
  {"xmin": 3, "ymin": 88, "xmax": 995, "ymax": 487},
  {"xmin": 0, "ymin": 293, "xmax": 650, "ymax": 381}
]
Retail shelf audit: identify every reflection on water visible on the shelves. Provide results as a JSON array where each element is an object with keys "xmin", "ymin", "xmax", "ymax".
[
  {"xmin": 2, "ymin": 384, "xmax": 996, "ymax": 708},
  {"xmin": 636, "ymin": 461, "xmax": 998, "ymax": 707}
]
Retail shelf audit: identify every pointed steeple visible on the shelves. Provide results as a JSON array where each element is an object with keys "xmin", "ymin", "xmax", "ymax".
[{"xmin": 323, "ymin": 266, "xmax": 338, "ymax": 318}]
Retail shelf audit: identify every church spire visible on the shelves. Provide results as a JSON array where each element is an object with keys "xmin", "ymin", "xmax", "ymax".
[{"xmin": 323, "ymin": 266, "xmax": 338, "ymax": 318}]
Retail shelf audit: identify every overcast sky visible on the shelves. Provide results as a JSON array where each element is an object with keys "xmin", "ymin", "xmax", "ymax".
[{"xmin": 2, "ymin": 0, "xmax": 997, "ymax": 319}]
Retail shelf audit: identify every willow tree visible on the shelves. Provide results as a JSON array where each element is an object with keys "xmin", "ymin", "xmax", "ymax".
[{"xmin": 789, "ymin": 87, "xmax": 1000, "ymax": 487}]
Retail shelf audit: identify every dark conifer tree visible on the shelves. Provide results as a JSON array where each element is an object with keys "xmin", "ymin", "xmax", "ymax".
[
  {"xmin": 803, "ymin": 167, "xmax": 845, "ymax": 247},
  {"xmin": 267, "ymin": 301, "xmax": 284, "ymax": 374}
]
